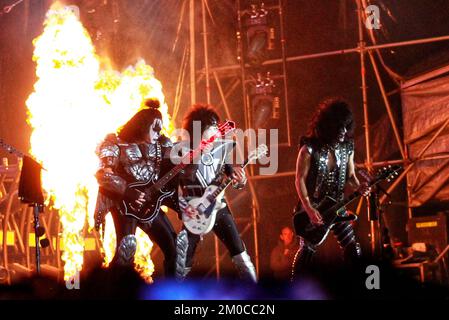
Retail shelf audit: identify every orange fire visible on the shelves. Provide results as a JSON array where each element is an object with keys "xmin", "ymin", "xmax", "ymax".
[{"xmin": 26, "ymin": 2, "xmax": 172, "ymax": 282}]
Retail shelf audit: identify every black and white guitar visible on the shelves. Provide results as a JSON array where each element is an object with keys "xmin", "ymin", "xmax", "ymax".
[
  {"xmin": 293, "ymin": 165, "xmax": 401, "ymax": 246},
  {"xmin": 182, "ymin": 144, "xmax": 268, "ymax": 235},
  {"xmin": 120, "ymin": 121, "xmax": 236, "ymax": 222}
]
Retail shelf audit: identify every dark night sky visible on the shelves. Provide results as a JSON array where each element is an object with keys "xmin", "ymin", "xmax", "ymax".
[{"xmin": 1, "ymin": 0, "xmax": 449, "ymax": 272}]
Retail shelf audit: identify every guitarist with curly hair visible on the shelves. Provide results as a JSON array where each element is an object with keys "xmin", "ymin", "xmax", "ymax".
[
  {"xmin": 175, "ymin": 104, "xmax": 257, "ymax": 283},
  {"xmin": 292, "ymin": 97, "xmax": 370, "ymax": 279}
]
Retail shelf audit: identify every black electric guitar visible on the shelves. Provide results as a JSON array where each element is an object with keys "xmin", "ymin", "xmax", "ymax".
[
  {"xmin": 293, "ymin": 165, "xmax": 401, "ymax": 246},
  {"xmin": 120, "ymin": 121, "xmax": 236, "ymax": 222}
]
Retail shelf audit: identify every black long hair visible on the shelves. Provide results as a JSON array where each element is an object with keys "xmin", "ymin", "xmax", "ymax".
[
  {"xmin": 301, "ymin": 97, "xmax": 354, "ymax": 148},
  {"xmin": 182, "ymin": 103, "xmax": 220, "ymax": 138},
  {"xmin": 118, "ymin": 98, "xmax": 162, "ymax": 142}
]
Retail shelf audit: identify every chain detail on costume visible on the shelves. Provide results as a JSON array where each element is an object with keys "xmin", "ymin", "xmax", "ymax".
[{"xmin": 313, "ymin": 142, "xmax": 349, "ymax": 201}]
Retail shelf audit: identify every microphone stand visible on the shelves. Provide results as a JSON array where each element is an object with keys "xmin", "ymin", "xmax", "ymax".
[
  {"xmin": 32, "ymin": 204, "xmax": 44, "ymax": 274},
  {"xmin": 18, "ymin": 156, "xmax": 45, "ymax": 275}
]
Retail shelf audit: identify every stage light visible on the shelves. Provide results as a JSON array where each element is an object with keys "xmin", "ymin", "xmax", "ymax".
[
  {"xmin": 250, "ymin": 72, "xmax": 280, "ymax": 128},
  {"xmin": 245, "ymin": 3, "xmax": 272, "ymax": 66}
]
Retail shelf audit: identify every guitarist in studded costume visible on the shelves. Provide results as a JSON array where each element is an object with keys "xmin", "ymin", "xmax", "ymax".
[
  {"xmin": 94, "ymin": 99, "xmax": 179, "ymax": 277},
  {"xmin": 175, "ymin": 104, "xmax": 257, "ymax": 283},
  {"xmin": 292, "ymin": 98, "xmax": 370, "ymax": 279}
]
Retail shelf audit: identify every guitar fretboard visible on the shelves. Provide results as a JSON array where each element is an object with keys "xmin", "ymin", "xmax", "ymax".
[
  {"xmin": 331, "ymin": 168, "xmax": 398, "ymax": 211},
  {"xmin": 206, "ymin": 157, "xmax": 252, "ymax": 202},
  {"xmin": 151, "ymin": 122, "xmax": 234, "ymax": 191}
]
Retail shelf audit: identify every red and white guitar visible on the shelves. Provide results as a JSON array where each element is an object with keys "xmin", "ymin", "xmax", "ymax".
[{"xmin": 121, "ymin": 121, "xmax": 236, "ymax": 222}]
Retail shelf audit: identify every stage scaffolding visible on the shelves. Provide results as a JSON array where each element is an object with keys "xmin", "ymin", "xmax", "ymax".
[
  {"xmin": 189, "ymin": 0, "xmax": 449, "ymax": 276},
  {"xmin": 2, "ymin": 0, "xmax": 449, "ymax": 282}
]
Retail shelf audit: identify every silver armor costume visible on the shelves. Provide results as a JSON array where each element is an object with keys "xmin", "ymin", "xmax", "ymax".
[
  {"xmin": 116, "ymin": 235, "xmax": 137, "ymax": 266},
  {"xmin": 94, "ymin": 132, "xmax": 179, "ymax": 275},
  {"xmin": 232, "ymin": 251, "xmax": 258, "ymax": 283},
  {"xmin": 94, "ymin": 133, "xmax": 168, "ymax": 230}
]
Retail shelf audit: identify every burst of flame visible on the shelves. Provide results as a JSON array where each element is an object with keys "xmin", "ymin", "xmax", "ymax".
[{"xmin": 26, "ymin": 2, "xmax": 172, "ymax": 281}]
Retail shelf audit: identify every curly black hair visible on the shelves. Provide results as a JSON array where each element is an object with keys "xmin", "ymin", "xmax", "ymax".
[
  {"xmin": 182, "ymin": 103, "xmax": 220, "ymax": 138},
  {"xmin": 301, "ymin": 97, "xmax": 354, "ymax": 147},
  {"xmin": 118, "ymin": 98, "xmax": 162, "ymax": 142}
]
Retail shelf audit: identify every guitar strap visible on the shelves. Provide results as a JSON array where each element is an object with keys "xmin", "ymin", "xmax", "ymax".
[{"xmin": 336, "ymin": 142, "xmax": 349, "ymax": 202}]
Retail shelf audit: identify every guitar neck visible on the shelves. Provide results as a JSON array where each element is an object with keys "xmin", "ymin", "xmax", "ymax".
[
  {"xmin": 152, "ymin": 137, "xmax": 218, "ymax": 190},
  {"xmin": 210, "ymin": 158, "xmax": 251, "ymax": 199},
  {"xmin": 153, "ymin": 162, "xmax": 187, "ymax": 190},
  {"xmin": 335, "ymin": 175, "xmax": 387, "ymax": 210}
]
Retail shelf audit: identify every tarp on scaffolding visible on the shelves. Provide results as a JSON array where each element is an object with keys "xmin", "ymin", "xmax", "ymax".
[{"xmin": 401, "ymin": 69, "xmax": 449, "ymax": 207}]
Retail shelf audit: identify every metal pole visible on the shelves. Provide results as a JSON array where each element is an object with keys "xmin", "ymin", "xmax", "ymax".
[
  {"xmin": 278, "ymin": 0, "xmax": 291, "ymax": 146},
  {"xmin": 236, "ymin": 0, "xmax": 260, "ymax": 277},
  {"xmin": 213, "ymin": 71, "xmax": 234, "ymax": 120},
  {"xmin": 356, "ymin": 0, "xmax": 372, "ymax": 168},
  {"xmin": 189, "ymin": 0, "xmax": 196, "ymax": 104},
  {"xmin": 201, "ymin": 0, "xmax": 211, "ymax": 104},
  {"xmin": 379, "ymin": 117, "xmax": 449, "ymax": 205},
  {"xmin": 200, "ymin": 34, "xmax": 449, "ymax": 74},
  {"xmin": 402, "ymin": 64, "xmax": 449, "ymax": 89},
  {"xmin": 33, "ymin": 205, "xmax": 40, "ymax": 274},
  {"xmin": 236, "ymin": 0, "xmax": 251, "ymax": 133},
  {"xmin": 214, "ymin": 236, "xmax": 220, "ymax": 280},
  {"xmin": 215, "ymin": 77, "xmax": 241, "ymax": 111},
  {"xmin": 200, "ymin": 0, "xmax": 218, "ymax": 276},
  {"xmin": 368, "ymin": 51, "xmax": 406, "ymax": 159},
  {"xmin": 356, "ymin": 0, "xmax": 376, "ymax": 256}
]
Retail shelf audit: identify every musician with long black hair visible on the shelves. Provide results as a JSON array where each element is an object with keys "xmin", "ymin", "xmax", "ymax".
[
  {"xmin": 292, "ymin": 97, "xmax": 369, "ymax": 279},
  {"xmin": 175, "ymin": 104, "xmax": 257, "ymax": 283},
  {"xmin": 94, "ymin": 98, "xmax": 179, "ymax": 277}
]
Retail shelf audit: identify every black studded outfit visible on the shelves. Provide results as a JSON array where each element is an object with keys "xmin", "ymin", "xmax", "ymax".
[{"xmin": 292, "ymin": 138, "xmax": 362, "ymax": 278}]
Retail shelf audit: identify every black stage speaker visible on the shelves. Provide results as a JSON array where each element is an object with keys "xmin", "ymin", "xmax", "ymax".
[
  {"xmin": 18, "ymin": 155, "xmax": 44, "ymax": 205},
  {"xmin": 407, "ymin": 212, "xmax": 448, "ymax": 251}
]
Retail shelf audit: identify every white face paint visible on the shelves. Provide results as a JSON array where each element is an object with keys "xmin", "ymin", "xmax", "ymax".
[
  {"xmin": 146, "ymin": 118, "xmax": 163, "ymax": 144},
  {"xmin": 202, "ymin": 123, "xmax": 219, "ymax": 141}
]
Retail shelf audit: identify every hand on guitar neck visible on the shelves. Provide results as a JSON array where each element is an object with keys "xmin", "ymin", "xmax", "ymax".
[
  {"xmin": 182, "ymin": 144, "xmax": 268, "ymax": 235},
  {"xmin": 231, "ymin": 166, "xmax": 247, "ymax": 188},
  {"xmin": 357, "ymin": 182, "xmax": 371, "ymax": 197}
]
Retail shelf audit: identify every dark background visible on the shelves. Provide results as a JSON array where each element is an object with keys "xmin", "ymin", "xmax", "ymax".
[{"xmin": 1, "ymin": 0, "xmax": 449, "ymax": 279}]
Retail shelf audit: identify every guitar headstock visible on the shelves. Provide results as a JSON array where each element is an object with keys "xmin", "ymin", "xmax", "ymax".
[
  {"xmin": 376, "ymin": 165, "xmax": 402, "ymax": 183},
  {"xmin": 198, "ymin": 120, "xmax": 236, "ymax": 152},
  {"xmin": 248, "ymin": 144, "xmax": 268, "ymax": 163},
  {"xmin": 217, "ymin": 120, "xmax": 236, "ymax": 137}
]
